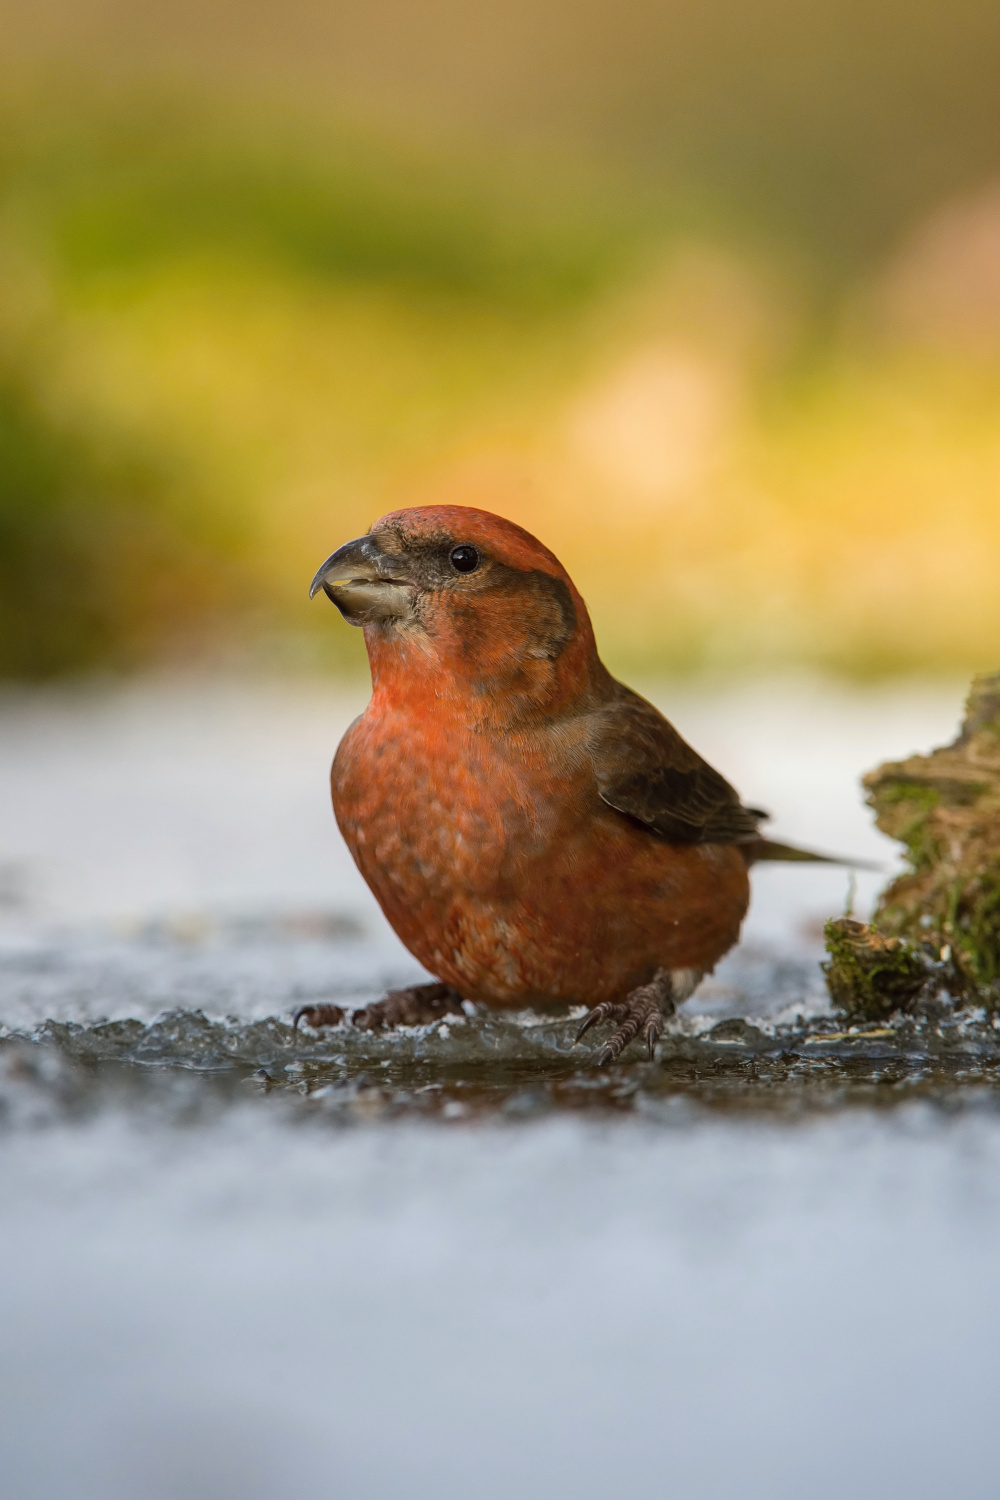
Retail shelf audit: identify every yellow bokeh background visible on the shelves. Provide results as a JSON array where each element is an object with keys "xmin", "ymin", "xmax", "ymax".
[{"xmin": 2, "ymin": 2, "xmax": 1000, "ymax": 679}]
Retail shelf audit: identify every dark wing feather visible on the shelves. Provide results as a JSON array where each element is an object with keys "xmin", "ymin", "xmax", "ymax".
[{"xmin": 587, "ymin": 682, "xmax": 766, "ymax": 845}]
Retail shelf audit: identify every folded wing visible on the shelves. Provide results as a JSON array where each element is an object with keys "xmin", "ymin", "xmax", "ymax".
[
  {"xmin": 588, "ymin": 682, "xmax": 766, "ymax": 845},
  {"xmin": 587, "ymin": 681, "xmax": 875, "ymax": 866}
]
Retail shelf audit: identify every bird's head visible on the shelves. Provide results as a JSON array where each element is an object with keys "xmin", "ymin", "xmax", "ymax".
[{"xmin": 310, "ymin": 505, "xmax": 604, "ymax": 718}]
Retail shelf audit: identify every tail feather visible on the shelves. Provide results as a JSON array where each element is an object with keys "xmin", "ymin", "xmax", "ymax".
[{"xmin": 742, "ymin": 837, "xmax": 881, "ymax": 871}]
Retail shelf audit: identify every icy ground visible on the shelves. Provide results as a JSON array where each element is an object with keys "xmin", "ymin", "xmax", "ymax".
[{"xmin": 1, "ymin": 673, "xmax": 997, "ymax": 1499}]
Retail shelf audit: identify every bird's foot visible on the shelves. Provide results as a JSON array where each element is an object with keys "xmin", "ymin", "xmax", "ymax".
[
  {"xmin": 576, "ymin": 968, "xmax": 702, "ymax": 1065},
  {"xmin": 292, "ymin": 1002, "xmax": 345, "ymax": 1030},
  {"xmin": 351, "ymin": 981, "xmax": 466, "ymax": 1031},
  {"xmin": 294, "ymin": 983, "xmax": 466, "ymax": 1033},
  {"xmin": 579, "ymin": 977, "xmax": 669, "ymax": 1065}
]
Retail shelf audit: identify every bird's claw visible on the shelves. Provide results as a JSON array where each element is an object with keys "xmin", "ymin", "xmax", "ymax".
[
  {"xmin": 593, "ymin": 1007, "xmax": 664, "ymax": 1067},
  {"xmin": 579, "ymin": 969, "xmax": 677, "ymax": 1066},
  {"xmin": 575, "ymin": 1001, "xmax": 626, "ymax": 1044}
]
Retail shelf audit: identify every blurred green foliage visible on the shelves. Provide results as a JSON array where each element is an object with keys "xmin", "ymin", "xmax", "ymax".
[
  {"xmin": 0, "ymin": 358, "xmax": 251, "ymax": 675},
  {"xmin": 1, "ymin": 92, "xmax": 636, "ymax": 308},
  {"xmin": 1, "ymin": 37, "xmax": 999, "ymax": 678},
  {"xmin": 0, "ymin": 89, "xmax": 645, "ymax": 675}
]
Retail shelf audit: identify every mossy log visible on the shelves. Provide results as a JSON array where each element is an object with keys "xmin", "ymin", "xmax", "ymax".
[
  {"xmin": 822, "ymin": 917, "xmax": 929, "ymax": 1022},
  {"xmin": 862, "ymin": 669, "xmax": 1000, "ymax": 999}
]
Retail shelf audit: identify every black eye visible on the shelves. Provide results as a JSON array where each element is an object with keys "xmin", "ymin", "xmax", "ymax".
[{"xmin": 449, "ymin": 544, "xmax": 480, "ymax": 574}]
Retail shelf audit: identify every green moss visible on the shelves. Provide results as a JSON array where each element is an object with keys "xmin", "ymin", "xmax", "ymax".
[
  {"xmin": 875, "ymin": 781, "xmax": 942, "ymax": 869},
  {"xmin": 958, "ymin": 875, "xmax": 1000, "ymax": 989},
  {"xmin": 864, "ymin": 675, "xmax": 1000, "ymax": 1005},
  {"xmin": 823, "ymin": 918, "xmax": 929, "ymax": 1022},
  {"xmin": 877, "ymin": 782, "xmax": 940, "ymax": 809}
]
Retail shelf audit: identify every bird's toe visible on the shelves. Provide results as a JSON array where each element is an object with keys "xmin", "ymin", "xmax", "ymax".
[
  {"xmin": 352, "ymin": 982, "xmax": 465, "ymax": 1031},
  {"xmin": 575, "ymin": 1000, "xmax": 626, "ymax": 1044},
  {"xmin": 580, "ymin": 969, "xmax": 676, "ymax": 1066}
]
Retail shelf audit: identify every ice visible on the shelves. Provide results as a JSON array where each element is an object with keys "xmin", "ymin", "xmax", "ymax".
[
  {"xmin": 0, "ymin": 672, "xmax": 994, "ymax": 1499},
  {"xmin": 2, "ymin": 1107, "xmax": 1000, "ymax": 1499}
]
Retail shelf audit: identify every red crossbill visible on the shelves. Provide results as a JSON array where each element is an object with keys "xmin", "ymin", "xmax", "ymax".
[{"xmin": 296, "ymin": 505, "xmax": 838, "ymax": 1064}]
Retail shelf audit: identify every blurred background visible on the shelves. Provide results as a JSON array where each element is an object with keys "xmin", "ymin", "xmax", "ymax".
[{"xmin": 3, "ymin": 0, "xmax": 1000, "ymax": 682}]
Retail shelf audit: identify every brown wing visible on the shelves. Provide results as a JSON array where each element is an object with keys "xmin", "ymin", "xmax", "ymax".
[{"xmin": 587, "ymin": 682, "xmax": 766, "ymax": 845}]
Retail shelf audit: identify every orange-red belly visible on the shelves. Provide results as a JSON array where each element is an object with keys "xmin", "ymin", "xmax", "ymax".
[{"xmin": 332, "ymin": 706, "xmax": 750, "ymax": 1007}]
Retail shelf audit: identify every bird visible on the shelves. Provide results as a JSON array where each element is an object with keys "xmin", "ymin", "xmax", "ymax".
[{"xmin": 294, "ymin": 504, "xmax": 850, "ymax": 1065}]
